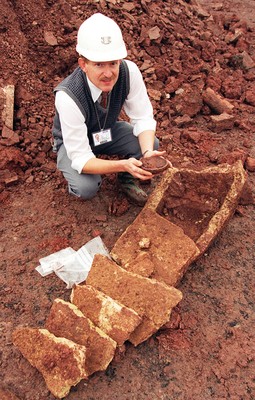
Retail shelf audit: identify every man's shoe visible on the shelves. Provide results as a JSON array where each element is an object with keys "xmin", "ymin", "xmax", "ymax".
[{"xmin": 118, "ymin": 173, "xmax": 148, "ymax": 207}]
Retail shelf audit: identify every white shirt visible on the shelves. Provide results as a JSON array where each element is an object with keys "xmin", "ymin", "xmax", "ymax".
[{"xmin": 55, "ymin": 59, "xmax": 157, "ymax": 174}]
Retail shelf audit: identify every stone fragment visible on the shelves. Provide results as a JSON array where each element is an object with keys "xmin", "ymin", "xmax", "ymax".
[
  {"xmin": 148, "ymin": 26, "xmax": 161, "ymax": 40},
  {"xmin": 239, "ymin": 51, "xmax": 255, "ymax": 70},
  {"xmin": 86, "ymin": 254, "xmax": 183, "ymax": 346},
  {"xmin": 202, "ymin": 87, "xmax": 234, "ymax": 114},
  {"xmin": 174, "ymin": 114, "xmax": 192, "ymax": 127},
  {"xmin": 147, "ymin": 88, "xmax": 162, "ymax": 101},
  {"xmin": 40, "ymin": 161, "xmax": 56, "ymax": 173},
  {"xmin": 229, "ymin": 51, "xmax": 255, "ymax": 70},
  {"xmin": 122, "ymin": 3, "xmax": 135, "ymax": 11},
  {"xmin": 210, "ymin": 113, "xmax": 235, "ymax": 132},
  {"xmin": 181, "ymin": 129, "xmax": 202, "ymax": 143},
  {"xmin": 44, "ymin": 31, "xmax": 58, "ymax": 46},
  {"xmin": 225, "ymin": 28, "xmax": 243, "ymax": 44},
  {"xmin": 173, "ymin": 84, "xmax": 203, "ymax": 117},
  {"xmin": 192, "ymin": 2, "xmax": 211, "ymax": 18},
  {"xmin": 26, "ymin": 175, "xmax": 34, "ymax": 184},
  {"xmin": 138, "ymin": 237, "xmax": 151, "ymax": 249},
  {"xmin": 0, "ymin": 169, "xmax": 18, "ymax": 186},
  {"xmin": 1, "ymin": 125, "xmax": 20, "ymax": 146},
  {"xmin": 4, "ymin": 173, "xmax": 19, "ymax": 186},
  {"xmin": 245, "ymin": 157, "xmax": 255, "ymax": 172},
  {"xmin": 12, "ymin": 327, "xmax": 87, "ymax": 399},
  {"xmin": 45, "ymin": 299, "xmax": 117, "ymax": 376},
  {"xmin": 71, "ymin": 285, "xmax": 141, "ymax": 345},
  {"xmin": 111, "ymin": 208, "xmax": 200, "ymax": 287},
  {"xmin": 0, "ymin": 147, "xmax": 27, "ymax": 169}
]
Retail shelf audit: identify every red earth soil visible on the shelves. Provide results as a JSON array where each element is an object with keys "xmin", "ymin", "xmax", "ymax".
[{"xmin": 1, "ymin": 0, "xmax": 255, "ymax": 399}]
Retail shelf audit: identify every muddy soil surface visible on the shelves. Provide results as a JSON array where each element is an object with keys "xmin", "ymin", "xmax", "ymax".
[{"xmin": 1, "ymin": 0, "xmax": 255, "ymax": 399}]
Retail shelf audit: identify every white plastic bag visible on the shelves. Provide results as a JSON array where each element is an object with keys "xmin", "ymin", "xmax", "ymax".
[
  {"xmin": 35, "ymin": 247, "xmax": 75, "ymax": 277},
  {"xmin": 53, "ymin": 252, "xmax": 91, "ymax": 289},
  {"xmin": 35, "ymin": 236, "xmax": 110, "ymax": 288}
]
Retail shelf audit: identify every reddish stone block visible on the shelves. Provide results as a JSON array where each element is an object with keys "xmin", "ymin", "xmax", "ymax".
[
  {"xmin": 12, "ymin": 327, "xmax": 87, "ymax": 399},
  {"xmin": 71, "ymin": 284, "xmax": 141, "ymax": 345},
  {"xmin": 46, "ymin": 299, "xmax": 117, "ymax": 376},
  {"xmin": 86, "ymin": 254, "xmax": 183, "ymax": 346}
]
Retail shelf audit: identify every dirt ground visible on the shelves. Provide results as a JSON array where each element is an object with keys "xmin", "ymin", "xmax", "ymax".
[{"xmin": 1, "ymin": 0, "xmax": 255, "ymax": 399}]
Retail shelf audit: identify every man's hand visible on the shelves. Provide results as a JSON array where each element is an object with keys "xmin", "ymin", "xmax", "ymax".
[
  {"xmin": 143, "ymin": 149, "xmax": 165, "ymax": 158},
  {"xmin": 124, "ymin": 158, "xmax": 152, "ymax": 181}
]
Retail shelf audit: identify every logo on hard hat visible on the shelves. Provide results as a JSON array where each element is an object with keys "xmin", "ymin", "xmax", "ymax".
[{"xmin": 101, "ymin": 36, "xmax": 112, "ymax": 45}]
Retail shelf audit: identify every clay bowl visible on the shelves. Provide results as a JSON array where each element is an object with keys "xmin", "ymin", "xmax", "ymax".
[{"xmin": 140, "ymin": 155, "xmax": 170, "ymax": 174}]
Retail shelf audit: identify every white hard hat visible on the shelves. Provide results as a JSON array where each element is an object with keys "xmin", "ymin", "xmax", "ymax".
[{"xmin": 76, "ymin": 13, "xmax": 127, "ymax": 62}]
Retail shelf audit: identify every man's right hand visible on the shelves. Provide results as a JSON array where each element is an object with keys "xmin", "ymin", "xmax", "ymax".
[{"xmin": 124, "ymin": 158, "xmax": 152, "ymax": 181}]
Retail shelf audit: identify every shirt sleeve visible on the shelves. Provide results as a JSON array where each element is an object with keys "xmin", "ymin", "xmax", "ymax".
[
  {"xmin": 123, "ymin": 60, "xmax": 157, "ymax": 136},
  {"xmin": 55, "ymin": 91, "xmax": 95, "ymax": 174}
]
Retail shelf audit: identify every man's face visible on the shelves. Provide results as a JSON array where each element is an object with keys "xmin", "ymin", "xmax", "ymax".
[{"xmin": 79, "ymin": 59, "xmax": 121, "ymax": 92}]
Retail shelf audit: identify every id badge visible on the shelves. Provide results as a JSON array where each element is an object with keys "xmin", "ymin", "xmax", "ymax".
[{"xmin": 92, "ymin": 129, "xmax": 112, "ymax": 146}]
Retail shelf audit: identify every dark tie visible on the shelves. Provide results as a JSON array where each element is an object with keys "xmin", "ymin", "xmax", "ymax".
[{"xmin": 101, "ymin": 91, "xmax": 108, "ymax": 108}]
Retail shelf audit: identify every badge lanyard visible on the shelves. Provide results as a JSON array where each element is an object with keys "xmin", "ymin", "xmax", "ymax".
[
  {"xmin": 92, "ymin": 92, "xmax": 112, "ymax": 147},
  {"xmin": 94, "ymin": 91, "xmax": 111, "ymax": 132}
]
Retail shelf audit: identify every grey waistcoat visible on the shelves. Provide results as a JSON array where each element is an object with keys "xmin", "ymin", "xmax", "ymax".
[{"xmin": 52, "ymin": 60, "xmax": 130, "ymax": 152}]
